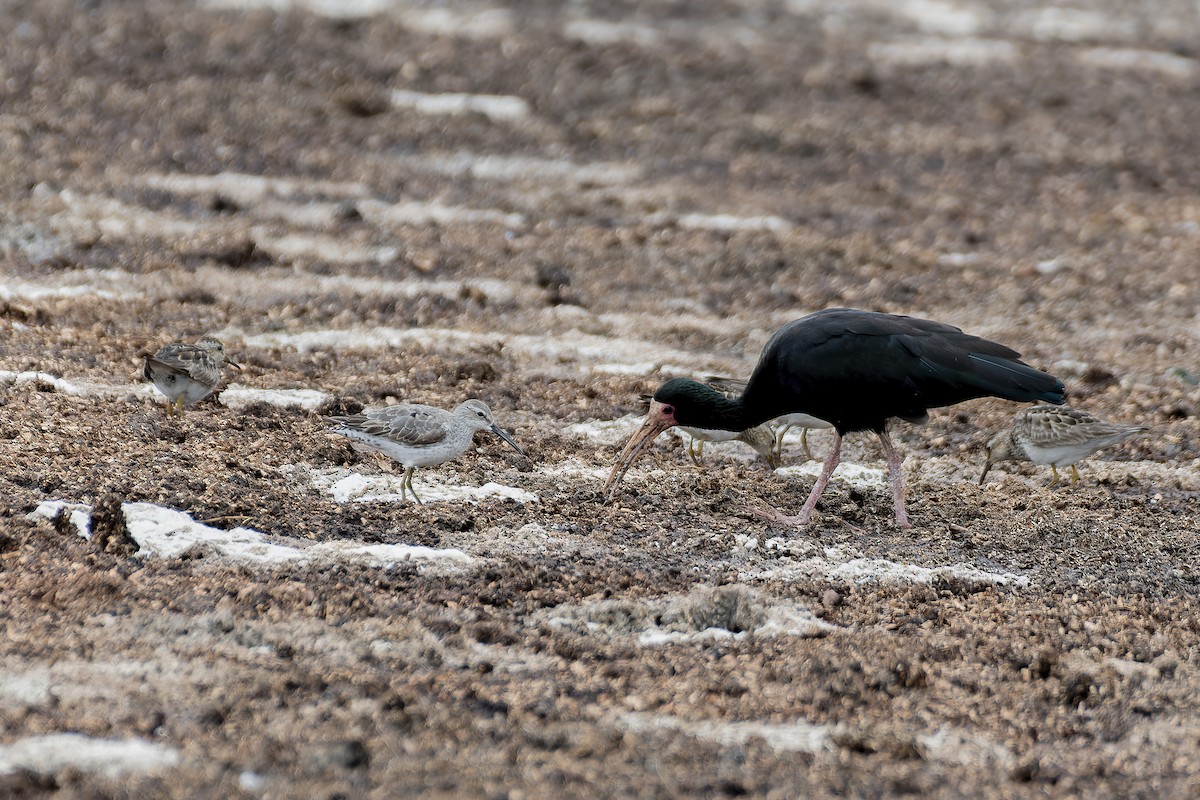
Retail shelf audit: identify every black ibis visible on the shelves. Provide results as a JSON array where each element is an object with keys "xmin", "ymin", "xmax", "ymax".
[{"xmin": 603, "ymin": 308, "xmax": 1065, "ymax": 528}]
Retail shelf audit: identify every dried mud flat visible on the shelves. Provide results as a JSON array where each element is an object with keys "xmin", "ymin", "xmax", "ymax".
[{"xmin": 2, "ymin": 0, "xmax": 1200, "ymax": 797}]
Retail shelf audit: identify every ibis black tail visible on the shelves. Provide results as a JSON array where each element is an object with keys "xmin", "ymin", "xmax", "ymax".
[{"xmin": 965, "ymin": 353, "xmax": 1065, "ymax": 405}]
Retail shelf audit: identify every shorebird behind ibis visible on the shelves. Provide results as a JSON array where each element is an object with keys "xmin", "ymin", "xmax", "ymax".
[
  {"xmin": 704, "ymin": 375, "xmax": 833, "ymax": 461},
  {"xmin": 980, "ymin": 405, "xmax": 1146, "ymax": 487},
  {"xmin": 329, "ymin": 399, "xmax": 525, "ymax": 504},
  {"xmin": 663, "ymin": 382, "xmax": 779, "ymax": 469},
  {"xmin": 678, "ymin": 422, "xmax": 780, "ymax": 469},
  {"xmin": 604, "ymin": 308, "xmax": 1065, "ymax": 528}
]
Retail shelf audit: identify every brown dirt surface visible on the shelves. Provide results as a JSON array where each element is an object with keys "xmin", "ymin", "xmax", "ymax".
[{"xmin": 1, "ymin": 0, "xmax": 1199, "ymax": 797}]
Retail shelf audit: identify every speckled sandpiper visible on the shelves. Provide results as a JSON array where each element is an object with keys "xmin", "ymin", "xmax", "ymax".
[
  {"xmin": 678, "ymin": 422, "xmax": 780, "ymax": 469},
  {"xmin": 329, "ymin": 399, "xmax": 526, "ymax": 504},
  {"xmin": 980, "ymin": 405, "xmax": 1148, "ymax": 487},
  {"xmin": 705, "ymin": 376, "xmax": 833, "ymax": 462},
  {"xmin": 142, "ymin": 336, "xmax": 240, "ymax": 416}
]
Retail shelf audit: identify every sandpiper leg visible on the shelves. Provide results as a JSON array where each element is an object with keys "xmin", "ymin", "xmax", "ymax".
[
  {"xmin": 800, "ymin": 427, "xmax": 813, "ymax": 461},
  {"xmin": 1048, "ymin": 466, "xmax": 1061, "ymax": 488},
  {"xmin": 772, "ymin": 424, "xmax": 790, "ymax": 462},
  {"xmin": 877, "ymin": 430, "xmax": 911, "ymax": 529},
  {"xmin": 1070, "ymin": 465, "xmax": 1081, "ymax": 485},
  {"xmin": 750, "ymin": 431, "xmax": 843, "ymax": 527},
  {"xmin": 687, "ymin": 439, "xmax": 705, "ymax": 466},
  {"xmin": 402, "ymin": 467, "xmax": 422, "ymax": 504}
]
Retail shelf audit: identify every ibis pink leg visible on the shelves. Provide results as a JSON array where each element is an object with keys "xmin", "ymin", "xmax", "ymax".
[
  {"xmin": 877, "ymin": 430, "xmax": 911, "ymax": 529},
  {"xmin": 750, "ymin": 431, "xmax": 843, "ymax": 527}
]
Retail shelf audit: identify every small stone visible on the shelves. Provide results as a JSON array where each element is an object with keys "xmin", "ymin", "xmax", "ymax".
[
  {"xmin": 90, "ymin": 494, "xmax": 137, "ymax": 557},
  {"xmin": 323, "ymin": 740, "xmax": 369, "ymax": 770}
]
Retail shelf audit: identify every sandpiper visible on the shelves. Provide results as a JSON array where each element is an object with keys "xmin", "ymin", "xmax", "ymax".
[
  {"xmin": 329, "ymin": 399, "xmax": 526, "ymax": 504},
  {"xmin": 678, "ymin": 422, "xmax": 780, "ymax": 469},
  {"xmin": 704, "ymin": 376, "xmax": 833, "ymax": 462},
  {"xmin": 143, "ymin": 336, "xmax": 240, "ymax": 416},
  {"xmin": 980, "ymin": 405, "xmax": 1147, "ymax": 486}
]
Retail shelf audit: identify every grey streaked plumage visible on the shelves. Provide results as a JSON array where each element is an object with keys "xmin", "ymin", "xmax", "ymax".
[
  {"xmin": 329, "ymin": 399, "xmax": 525, "ymax": 503},
  {"xmin": 143, "ymin": 336, "xmax": 240, "ymax": 415},
  {"xmin": 981, "ymin": 405, "xmax": 1148, "ymax": 486}
]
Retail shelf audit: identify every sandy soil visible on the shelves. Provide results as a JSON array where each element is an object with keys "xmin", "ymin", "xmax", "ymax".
[{"xmin": 1, "ymin": 0, "xmax": 1200, "ymax": 797}]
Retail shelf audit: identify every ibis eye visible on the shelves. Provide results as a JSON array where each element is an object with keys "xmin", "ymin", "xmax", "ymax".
[{"xmin": 662, "ymin": 405, "xmax": 674, "ymax": 414}]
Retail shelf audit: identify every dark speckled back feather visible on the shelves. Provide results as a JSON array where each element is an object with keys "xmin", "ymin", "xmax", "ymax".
[{"xmin": 142, "ymin": 343, "xmax": 224, "ymax": 387}]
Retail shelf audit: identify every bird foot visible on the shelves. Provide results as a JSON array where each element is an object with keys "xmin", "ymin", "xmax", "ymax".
[{"xmin": 745, "ymin": 504, "xmax": 812, "ymax": 528}]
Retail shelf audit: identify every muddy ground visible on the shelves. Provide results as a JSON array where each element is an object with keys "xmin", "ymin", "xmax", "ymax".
[{"xmin": 1, "ymin": 0, "xmax": 1200, "ymax": 797}]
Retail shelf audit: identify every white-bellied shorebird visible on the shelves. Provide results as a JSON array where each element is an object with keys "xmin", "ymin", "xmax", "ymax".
[
  {"xmin": 142, "ymin": 336, "xmax": 240, "ymax": 416},
  {"xmin": 603, "ymin": 309, "xmax": 1064, "ymax": 528},
  {"xmin": 705, "ymin": 376, "xmax": 832, "ymax": 461},
  {"xmin": 980, "ymin": 405, "xmax": 1147, "ymax": 486},
  {"xmin": 329, "ymin": 399, "xmax": 525, "ymax": 503},
  {"xmin": 678, "ymin": 422, "xmax": 780, "ymax": 469}
]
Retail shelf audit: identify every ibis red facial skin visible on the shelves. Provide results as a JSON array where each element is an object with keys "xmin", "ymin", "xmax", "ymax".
[{"xmin": 603, "ymin": 308, "xmax": 1066, "ymax": 528}]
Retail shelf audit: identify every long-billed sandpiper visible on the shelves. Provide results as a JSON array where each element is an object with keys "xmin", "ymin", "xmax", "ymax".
[
  {"xmin": 980, "ymin": 405, "xmax": 1147, "ymax": 486},
  {"xmin": 329, "ymin": 399, "xmax": 526, "ymax": 503},
  {"xmin": 142, "ymin": 336, "xmax": 240, "ymax": 416}
]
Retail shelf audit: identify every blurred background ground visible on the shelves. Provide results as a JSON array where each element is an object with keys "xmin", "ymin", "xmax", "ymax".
[{"xmin": 1, "ymin": 0, "xmax": 1199, "ymax": 796}]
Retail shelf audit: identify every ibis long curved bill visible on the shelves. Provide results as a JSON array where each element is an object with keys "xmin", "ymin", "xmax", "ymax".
[{"xmin": 602, "ymin": 400, "xmax": 677, "ymax": 501}]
